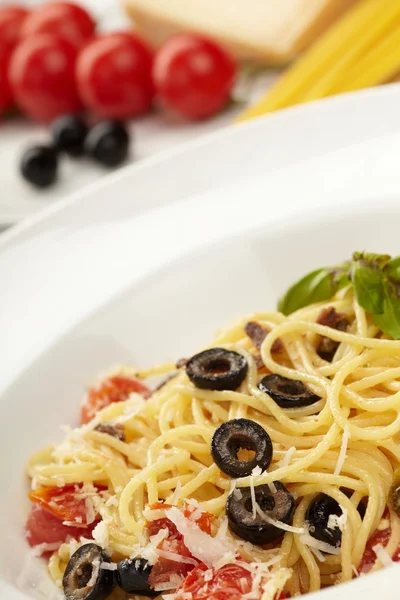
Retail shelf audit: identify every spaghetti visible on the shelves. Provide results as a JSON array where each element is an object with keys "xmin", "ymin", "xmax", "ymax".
[{"xmin": 25, "ymin": 285, "xmax": 400, "ymax": 599}]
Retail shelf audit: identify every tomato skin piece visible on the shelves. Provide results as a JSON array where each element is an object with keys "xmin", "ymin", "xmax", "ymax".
[
  {"xmin": 153, "ymin": 34, "xmax": 236, "ymax": 120},
  {"xmin": 21, "ymin": 2, "xmax": 95, "ymax": 47},
  {"xmin": 9, "ymin": 33, "xmax": 81, "ymax": 122},
  {"xmin": 76, "ymin": 32, "xmax": 154, "ymax": 118},
  {"xmin": 80, "ymin": 375, "xmax": 151, "ymax": 424},
  {"xmin": 175, "ymin": 564, "xmax": 253, "ymax": 600},
  {"xmin": 25, "ymin": 504, "xmax": 90, "ymax": 549}
]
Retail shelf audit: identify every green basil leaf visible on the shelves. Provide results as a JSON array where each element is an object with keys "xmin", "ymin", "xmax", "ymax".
[
  {"xmin": 385, "ymin": 256, "xmax": 400, "ymax": 282},
  {"xmin": 353, "ymin": 251, "xmax": 391, "ymax": 269},
  {"xmin": 373, "ymin": 281, "xmax": 400, "ymax": 339},
  {"xmin": 278, "ymin": 265, "xmax": 350, "ymax": 316},
  {"xmin": 351, "ymin": 261, "xmax": 385, "ymax": 314}
]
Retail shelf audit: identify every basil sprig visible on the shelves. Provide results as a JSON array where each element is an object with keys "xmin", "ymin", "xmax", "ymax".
[{"xmin": 278, "ymin": 251, "xmax": 400, "ymax": 339}]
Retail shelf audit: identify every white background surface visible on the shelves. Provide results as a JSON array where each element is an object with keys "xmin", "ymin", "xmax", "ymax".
[
  {"xmin": 0, "ymin": 0, "xmax": 276, "ymax": 226},
  {"xmin": 2, "ymin": 86, "xmax": 400, "ymax": 600}
]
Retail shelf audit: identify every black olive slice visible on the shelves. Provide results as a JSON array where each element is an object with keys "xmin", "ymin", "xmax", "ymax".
[
  {"xmin": 63, "ymin": 543, "xmax": 115, "ymax": 600},
  {"xmin": 227, "ymin": 482, "xmax": 295, "ymax": 545},
  {"xmin": 211, "ymin": 419, "xmax": 273, "ymax": 478},
  {"xmin": 185, "ymin": 348, "xmax": 248, "ymax": 391},
  {"xmin": 306, "ymin": 493, "xmax": 366, "ymax": 549},
  {"xmin": 116, "ymin": 558, "xmax": 156, "ymax": 596},
  {"xmin": 258, "ymin": 374, "xmax": 320, "ymax": 408},
  {"xmin": 306, "ymin": 494, "xmax": 344, "ymax": 547}
]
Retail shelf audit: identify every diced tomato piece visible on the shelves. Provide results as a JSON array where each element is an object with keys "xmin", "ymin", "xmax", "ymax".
[
  {"xmin": 183, "ymin": 502, "xmax": 213, "ymax": 534},
  {"xmin": 175, "ymin": 564, "xmax": 255, "ymax": 600},
  {"xmin": 147, "ymin": 503, "xmax": 213, "ymax": 589},
  {"xmin": 147, "ymin": 502, "xmax": 213, "ymax": 535},
  {"xmin": 25, "ymin": 504, "xmax": 91, "ymax": 549},
  {"xmin": 28, "ymin": 483, "xmax": 104, "ymax": 525},
  {"xmin": 80, "ymin": 375, "xmax": 151, "ymax": 424},
  {"xmin": 359, "ymin": 511, "xmax": 400, "ymax": 573}
]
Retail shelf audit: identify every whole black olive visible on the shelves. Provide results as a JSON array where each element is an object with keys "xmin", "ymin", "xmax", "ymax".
[
  {"xmin": 52, "ymin": 114, "xmax": 89, "ymax": 157},
  {"xmin": 211, "ymin": 419, "xmax": 273, "ymax": 478},
  {"xmin": 258, "ymin": 374, "xmax": 320, "ymax": 408},
  {"xmin": 86, "ymin": 121, "xmax": 130, "ymax": 167},
  {"xmin": 227, "ymin": 482, "xmax": 295, "ymax": 545},
  {"xmin": 20, "ymin": 145, "xmax": 58, "ymax": 189},
  {"xmin": 116, "ymin": 558, "xmax": 156, "ymax": 596},
  {"xmin": 62, "ymin": 543, "xmax": 115, "ymax": 600},
  {"xmin": 185, "ymin": 348, "xmax": 248, "ymax": 391}
]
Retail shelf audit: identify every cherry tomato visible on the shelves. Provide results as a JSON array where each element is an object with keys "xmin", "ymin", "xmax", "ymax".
[
  {"xmin": 21, "ymin": 2, "xmax": 95, "ymax": 47},
  {"xmin": 76, "ymin": 32, "xmax": 154, "ymax": 118},
  {"xmin": 25, "ymin": 505, "xmax": 91, "ymax": 549},
  {"xmin": 175, "ymin": 564, "xmax": 254, "ymax": 600},
  {"xmin": 0, "ymin": 5, "xmax": 29, "ymax": 52},
  {"xmin": 80, "ymin": 375, "xmax": 152, "ymax": 424},
  {"xmin": 0, "ymin": 51, "xmax": 13, "ymax": 115},
  {"xmin": 0, "ymin": 6, "xmax": 30, "ymax": 115},
  {"xmin": 9, "ymin": 33, "xmax": 81, "ymax": 122},
  {"xmin": 29, "ymin": 484, "xmax": 100, "ymax": 525},
  {"xmin": 153, "ymin": 34, "xmax": 236, "ymax": 120}
]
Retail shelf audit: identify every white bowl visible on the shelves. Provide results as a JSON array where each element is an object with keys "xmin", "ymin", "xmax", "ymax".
[{"xmin": 2, "ymin": 86, "xmax": 400, "ymax": 600}]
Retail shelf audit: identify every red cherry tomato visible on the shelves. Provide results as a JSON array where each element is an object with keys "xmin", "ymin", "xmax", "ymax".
[
  {"xmin": 76, "ymin": 32, "xmax": 154, "ymax": 118},
  {"xmin": 9, "ymin": 33, "xmax": 81, "ymax": 122},
  {"xmin": 80, "ymin": 375, "xmax": 152, "ymax": 424},
  {"xmin": 21, "ymin": 2, "xmax": 95, "ymax": 47},
  {"xmin": 175, "ymin": 564, "xmax": 254, "ymax": 600},
  {"xmin": 153, "ymin": 34, "xmax": 236, "ymax": 120},
  {"xmin": 25, "ymin": 505, "xmax": 90, "ymax": 549},
  {"xmin": 0, "ymin": 5, "xmax": 30, "ymax": 52},
  {"xmin": 0, "ymin": 51, "xmax": 13, "ymax": 115},
  {"xmin": 0, "ymin": 6, "xmax": 30, "ymax": 114}
]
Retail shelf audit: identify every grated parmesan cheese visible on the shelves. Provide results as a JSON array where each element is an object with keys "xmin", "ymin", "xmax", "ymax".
[
  {"xmin": 279, "ymin": 446, "xmax": 296, "ymax": 468},
  {"xmin": 308, "ymin": 546, "xmax": 326, "ymax": 562},
  {"xmin": 31, "ymin": 542, "xmax": 61, "ymax": 557},
  {"xmin": 334, "ymin": 425, "xmax": 350, "ymax": 476},
  {"xmin": 92, "ymin": 521, "xmax": 109, "ymax": 548},
  {"xmin": 373, "ymin": 544, "xmax": 394, "ymax": 568},
  {"xmin": 139, "ymin": 528, "xmax": 169, "ymax": 565},
  {"xmin": 154, "ymin": 574, "xmax": 184, "ymax": 591},
  {"xmin": 327, "ymin": 508, "xmax": 347, "ymax": 532},
  {"xmin": 156, "ymin": 549, "xmax": 198, "ymax": 567},
  {"xmin": 84, "ymin": 497, "xmax": 96, "ymax": 525},
  {"xmin": 254, "ymin": 502, "xmax": 305, "ymax": 534},
  {"xmin": 251, "ymin": 466, "xmax": 262, "ymax": 477},
  {"xmin": 249, "ymin": 476, "xmax": 257, "ymax": 519},
  {"xmin": 100, "ymin": 562, "xmax": 118, "ymax": 571},
  {"xmin": 165, "ymin": 507, "xmax": 236, "ymax": 568},
  {"xmin": 267, "ymin": 482, "xmax": 277, "ymax": 494},
  {"xmin": 299, "ymin": 532, "xmax": 340, "ymax": 555},
  {"xmin": 86, "ymin": 559, "xmax": 100, "ymax": 587}
]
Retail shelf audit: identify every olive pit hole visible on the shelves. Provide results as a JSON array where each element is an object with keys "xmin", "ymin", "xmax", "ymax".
[
  {"xmin": 244, "ymin": 495, "xmax": 275, "ymax": 513},
  {"xmin": 75, "ymin": 563, "xmax": 93, "ymax": 589},
  {"xmin": 204, "ymin": 358, "xmax": 231, "ymax": 375}
]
